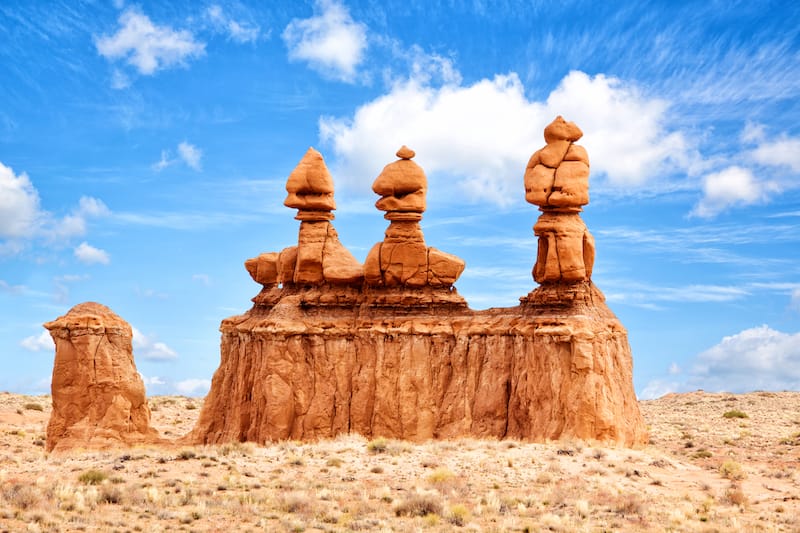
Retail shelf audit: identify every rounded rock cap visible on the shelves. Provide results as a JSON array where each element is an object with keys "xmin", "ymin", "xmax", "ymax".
[
  {"xmin": 543, "ymin": 116, "xmax": 583, "ymax": 143},
  {"xmin": 44, "ymin": 301, "xmax": 132, "ymax": 334},
  {"xmin": 372, "ymin": 145, "xmax": 427, "ymax": 197}
]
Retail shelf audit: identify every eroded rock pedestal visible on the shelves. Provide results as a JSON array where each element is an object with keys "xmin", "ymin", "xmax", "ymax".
[
  {"xmin": 191, "ymin": 133, "xmax": 647, "ymax": 447},
  {"xmin": 44, "ymin": 302, "xmax": 160, "ymax": 452}
]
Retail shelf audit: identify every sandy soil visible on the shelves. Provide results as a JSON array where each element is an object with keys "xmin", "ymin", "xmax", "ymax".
[{"xmin": 1, "ymin": 390, "xmax": 798, "ymax": 532}]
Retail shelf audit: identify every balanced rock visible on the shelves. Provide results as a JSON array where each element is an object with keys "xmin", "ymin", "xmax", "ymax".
[
  {"xmin": 246, "ymin": 147, "xmax": 363, "ymax": 291},
  {"xmin": 44, "ymin": 302, "xmax": 160, "ymax": 452},
  {"xmin": 525, "ymin": 115, "xmax": 590, "ymax": 208},
  {"xmin": 364, "ymin": 146, "xmax": 465, "ymax": 289}
]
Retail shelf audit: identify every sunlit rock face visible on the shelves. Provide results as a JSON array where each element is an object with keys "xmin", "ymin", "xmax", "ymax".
[
  {"xmin": 44, "ymin": 302, "xmax": 160, "ymax": 453},
  {"xmin": 190, "ymin": 131, "xmax": 647, "ymax": 447}
]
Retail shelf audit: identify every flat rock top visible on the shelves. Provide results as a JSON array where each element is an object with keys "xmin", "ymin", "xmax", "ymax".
[{"xmin": 44, "ymin": 301, "xmax": 130, "ymax": 332}]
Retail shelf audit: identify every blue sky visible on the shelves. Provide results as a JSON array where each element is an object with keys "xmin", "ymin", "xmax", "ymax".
[{"xmin": 1, "ymin": 0, "xmax": 799, "ymax": 398}]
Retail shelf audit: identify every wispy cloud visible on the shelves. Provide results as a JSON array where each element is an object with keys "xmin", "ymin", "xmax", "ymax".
[
  {"xmin": 74, "ymin": 242, "xmax": 110, "ymax": 265},
  {"xmin": 204, "ymin": 5, "xmax": 260, "ymax": 44},
  {"xmin": 132, "ymin": 326, "xmax": 177, "ymax": 361},
  {"xmin": 95, "ymin": 7, "xmax": 205, "ymax": 76},
  {"xmin": 19, "ymin": 330, "xmax": 53, "ymax": 352},
  {"xmin": 175, "ymin": 378, "xmax": 211, "ymax": 396},
  {"xmin": 152, "ymin": 141, "xmax": 203, "ymax": 171},
  {"xmin": 283, "ymin": 0, "xmax": 367, "ymax": 82}
]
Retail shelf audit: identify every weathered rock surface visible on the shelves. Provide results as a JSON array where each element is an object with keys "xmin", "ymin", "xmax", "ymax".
[
  {"xmin": 191, "ymin": 135, "xmax": 647, "ymax": 447},
  {"xmin": 44, "ymin": 302, "xmax": 160, "ymax": 452}
]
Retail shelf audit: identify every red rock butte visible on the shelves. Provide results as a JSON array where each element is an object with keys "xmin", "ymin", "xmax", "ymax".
[{"xmin": 191, "ymin": 120, "xmax": 647, "ymax": 447}]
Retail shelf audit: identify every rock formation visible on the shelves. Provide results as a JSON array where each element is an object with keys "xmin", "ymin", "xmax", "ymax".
[
  {"xmin": 190, "ymin": 134, "xmax": 647, "ymax": 447},
  {"xmin": 524, "ymin": 115, "xmax": 595, "ymax": 283},
  {"xmin": 364, "ymin": 146, "xmax": 465, "ymax": 290},
  {"xmin": 44, "ymin": 302, "xmax": 160, "ymax": 452}
]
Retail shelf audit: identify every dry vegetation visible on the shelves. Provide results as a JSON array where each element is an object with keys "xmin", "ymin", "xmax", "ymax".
[{"xmin": 1, "ymin": 390, "xmax": 798, "ymax": 532}]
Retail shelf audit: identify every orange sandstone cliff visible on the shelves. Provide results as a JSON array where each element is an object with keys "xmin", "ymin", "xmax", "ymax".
[{"xmin": 190, "ymin": 124, "xmax": 647, "ymax": 447}]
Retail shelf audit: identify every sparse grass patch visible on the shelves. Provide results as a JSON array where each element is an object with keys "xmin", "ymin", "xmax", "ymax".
[
  {"xmin": 723, "ymin": 410, "xmax": 748, "ymax": 419},
  {"xmin": 23, "ymin": 402, "xmax": 44, "ymax": 411},
  {"xmin": 366, "ymin": 437, "xmax": 388, "ymax": 454},
  {"xmin": 394, "ymin": 492, "xmax": 442, "ymax": 517},
  {"xmin": 78, "ymin": 469, "xmax": 107, "ymax": 485},
  {"xmin": 719, "ymin": 460, "xmax": 746, "ymax": 480},
  {"xmin": 446, "ymin": 503, "xmax": 469, "ymax": 526},
  {"xmin": 723, "ymin": 482, "xmax": 747, "ymax": 507}
]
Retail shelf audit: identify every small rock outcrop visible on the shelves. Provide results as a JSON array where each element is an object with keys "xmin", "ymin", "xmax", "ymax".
[
  {"xmin": 190, "ymin": 130, "xmax": 647, "ymax": 447},
  {"xmin": 44, "ymin": 302, "xmax": 160, "ymax": 452}
]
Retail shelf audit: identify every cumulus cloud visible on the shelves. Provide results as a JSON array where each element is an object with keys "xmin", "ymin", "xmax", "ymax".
[
  {"xmin": 283, "ymin": 0, "xmax": 367, "ymax": 82},
  {"xmin": 132, "ymin": 327, "xmax": 177, "ymax": 360},
  {"xmin": 1, "ymin": 161, "xmax": 110, "ymax": 254},
  {"xmin": 204, "ymin": 5, "xmax": 260, "ymax": 43},
  {"xmin": 691, "ymin": 166, "xmax": 777, "ymax": 218},
  {"xmin": 752, "ymin": 135, "xmax": 800, "ymax": 173},
  {"xmin": 320, "ymin": 69, "xmax": 689, "ymax": 204},
  {"xmin": 0, "ymin": 161, "xmax": 41, "ymax": 239},
  {"xmin": 153, "ymin": 142, "xmax": 203, "ymax": 171},
  {"xmin": 175, "ymin": 378, "xmax": 211, "ymax": 396},
  {"xmin": 74, "ymin": 242, "xmax": 110, "ymax": 265},
  {"xmin": 96, "ymin": 7, "xmax": 205, "ymax": 75},
  {"xmin": 640, "ymin": 325, "xmax": 800, "ymax": 399},
  {"xmin": 20, "ymin": 331, "xmax": 53, "ymax": 352}
]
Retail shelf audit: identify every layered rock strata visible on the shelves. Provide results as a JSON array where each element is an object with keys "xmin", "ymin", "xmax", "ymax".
[
  {"xmin": 191, "ymin": 135, "xmax": 647, "ymax": 447},
  {"xmin": 44, "ymin": 302, "xmax": 160, "ymax": 452}
]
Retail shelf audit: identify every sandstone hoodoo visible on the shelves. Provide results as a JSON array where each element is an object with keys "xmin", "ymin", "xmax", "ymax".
[
  {"xmin": 44, "ymin": 302, "xmax": 160, "ymax": 452},
  {"xmin": 191, "ymin": 127, "xmax": 647, "ymax": 447}
]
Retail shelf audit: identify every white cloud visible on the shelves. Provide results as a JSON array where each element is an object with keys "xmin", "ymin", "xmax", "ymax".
[
  {"xmin": 74, "ymin": 242, "xmax": 110, "ymax": 265},
  {"xmin": 110, "ymin": 68, "xmax": 131, "ymax": 90},
  {"xmin": 96, "ymin": 7, "xmax": 205, "ymax": 75},
  {"xmin": 20, "ymin": 331, "xmax": 53, "ymax": 352},
  {"xmin": 283, "ymin": 0, "xmax": 367, "ymax": 82},
  {"xmin": 177, "ymin": 141, "xmax": 202, "ymax": 170},
  {"xmin": 205, "ymin": 5, "xmax": 260, "ymax": 43},
  {"xmin": 132, "ymin": 326, "xmax": 178, "ymax": 360},
  {"xmin": 751, "ymin": 135, "xmax": 800, "ymax": 173},
  {"xmin": 691, "ymin": 326, "xmax": 800, "ymax": 391},
  {"xmin": 141, "ymin": 375, "xmax": 165, "ymax": 386},
  {"xmin": 0, "ymin": 161, "xmax": 41, "ymax": 239},
  {"xmin": 639, "ymin": 379, "xmax": 681, "ymax": 401},
  {"xmin": 320, "ymin": 69, "xmax": 689, "ymax": 205},
  {"xmin": 153, "ymin": 142, "xmax": 203, "ymax": 171},
  {"xmin": 175, "ymin": 378, "xmax": 211, "ymax": 396},
  {"xmin": 668, "ymin": 362, "xmax": 681, "ymax": 375},
  {"xmin": 640, "ymin": 325, "xmax": 800, "ymax": 398},
  {"xmin": 1, "ymin": 161, "xmax": 110, "ymax": 254},
  {"xmin": 692, "ymin": 165, "xmax": 779, "ymax": 217}
]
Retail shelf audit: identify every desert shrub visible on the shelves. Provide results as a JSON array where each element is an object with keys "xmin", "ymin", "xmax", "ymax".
[
  {"xmin": 427, "ymin": 467, "xmax": 454, "ymax": 484},
  {"xmin": 719, "ymin": 460, "xmax": 746, "ymax": 480},
  {"xmin": 692, "ymin": 449, "xmax": 712, "ymax": 459},
  {"xmin": 23, "ymin": 402, "xmax": 44, "ymax": 411},
  {"xmin": 723, "ymin": 482, "xmax": 747, "ymax": 506},
  {"xmin": 78, "ymin": 469, "xmax": 107, "ymax": 485},
  {"xmin": 723, "ymin": 410, "xmax": 748, "ymax": 419},
  {"xmin": 280, "ymin": 492, "xmax": 312, "ymax": 514},
  {"xmin": 2, "ymin": 483, "xmax": 40, "ymax": 510},
  {"xmin": 394, "ymin": 492, "xmax": 443, "ymax": 517},
  {"xmin": 367, "ymin": 437, "xmax": 388, "ymax": 454},
  {"xmin": 99, "ymin": 485, "xmax": 123, "ymax": 504},
  {"xmin": 177, "ymin": 449, "xmax": 197, "ymax": 460},
  {"xmin": 325, "ymin": 457, "xmax": 343, "ymax": 467},
  {"xmin": 614, "ymin": 493, "xmax": 644, "ymax": 517},
  {"xmin": 447, "ymin": 503, "xmax": 469, "ymax": 526}
]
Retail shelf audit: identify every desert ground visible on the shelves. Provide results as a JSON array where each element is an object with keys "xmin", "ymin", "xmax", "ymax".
[{"xmin": 1, "ymin": 390, "xmax": 798, "ymax": 532}]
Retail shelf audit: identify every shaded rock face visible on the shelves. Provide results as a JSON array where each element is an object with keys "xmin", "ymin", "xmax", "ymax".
[
  {"xmin": 44, "ymin": 302, "xmax": 160, "ymax": 452},
  {"xmin": 191, "ymin": 133, "xmax": 647, "ymax": 447}
]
